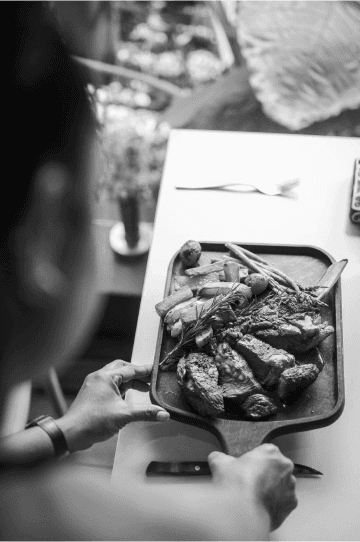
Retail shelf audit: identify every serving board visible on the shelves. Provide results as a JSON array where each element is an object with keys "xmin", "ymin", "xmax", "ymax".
[{"xmin": 150, "ymin": 242, "xmax": 344, "ymax": 457}]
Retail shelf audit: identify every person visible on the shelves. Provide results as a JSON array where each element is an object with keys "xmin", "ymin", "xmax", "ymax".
[{"xmin": 0, "ymin": 3, "xmax": 297, "ymax": 540}]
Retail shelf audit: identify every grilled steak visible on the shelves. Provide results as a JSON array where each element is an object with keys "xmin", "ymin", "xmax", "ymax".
[
  {"xmin": 177, "ymin": 353, "xmax": 224, "ymax": 417},
  {"xmin": 234, "ymin": 290, "xmax": 334, "ymax": 353},
  {"xmin": 277, "ymin": 364, "xmax": 320, "ymax": 402},
  {"xmin": 215, "ymin": 342, "xmax": 263, "ymax": 401},
  {"xmin": 254, "ymin": 314, "xmax": 334, "ymax": 354},
  {"xmin": 240, "ymin": 394, "xmax": 278, "ymax": 420},
  {"xmin": 233, "ymin": 335, "xmax": 295, "ymax": 387}
]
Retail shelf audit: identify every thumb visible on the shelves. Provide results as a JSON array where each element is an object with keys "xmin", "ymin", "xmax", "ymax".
[
  {"xmin": 128, "ymin": 404, "xmax": 170, "ymax": 423},
  {"xmin": 208, "ymin": 451, "xmax": 233, "ymax": 479}
]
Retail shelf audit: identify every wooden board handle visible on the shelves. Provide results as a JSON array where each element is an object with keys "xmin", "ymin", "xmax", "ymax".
[
  {"xmin": 168, "ymin": 413, "xmax": 291, "ymax": 458},
  {"xmin": 207, "ymin": 418, "xmax": 274, "ymax": 457}
]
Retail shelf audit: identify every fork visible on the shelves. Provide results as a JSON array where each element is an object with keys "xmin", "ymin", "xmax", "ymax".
[{"xmin": 175, "ymin": 178, "xmax": 300, "ymax": 196}]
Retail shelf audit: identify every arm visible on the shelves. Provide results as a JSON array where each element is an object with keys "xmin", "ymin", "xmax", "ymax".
[
  {"xmin": 62, "ymin": 464, "xmax": 272, "ymax": 541},
  {"xmin": 1, "ymin": 440, "xmax": 296, "ymax": 540},
  {"xmin": 2, "ymin": 459, "xmax": 271, "ymax": 541},
  {"xmin": 0, "ymin": 361, "xmax": 169, "ymax": 465},
  {"xmin": 0, "ymin": 425, "xmax": 57, "ymax": 465},
  {"xmin": 24, "ymin": 445, "xmax": 294, "ymax": 541}
]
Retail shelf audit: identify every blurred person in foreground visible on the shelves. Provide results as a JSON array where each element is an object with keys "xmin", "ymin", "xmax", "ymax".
[{"xmin": 0, "ymin": 3, "xmax": 297, "ymax": 540}]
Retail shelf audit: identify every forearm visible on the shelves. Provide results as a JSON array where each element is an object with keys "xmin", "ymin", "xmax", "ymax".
[
  {"xmin": 0, "ymin": 426, "xmax": 58, "ymax": 465},
  {"xmin": 53, "ymin": 464, "xmax": 271, "ymax": 541}
]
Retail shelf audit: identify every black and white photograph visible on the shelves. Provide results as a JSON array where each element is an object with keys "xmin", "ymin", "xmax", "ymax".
[{"xmin": 0, "ymin": 1, "xmax": 359, "ymax": 540}]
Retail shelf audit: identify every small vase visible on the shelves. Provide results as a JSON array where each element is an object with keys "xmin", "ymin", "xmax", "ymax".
[
  {"xmin": 117, "ymin": 189, "xmax": 140, "ymax": 249},
  {"xmin": 109, "ymin": 188, "xmax": 153, "ymax": 258}
]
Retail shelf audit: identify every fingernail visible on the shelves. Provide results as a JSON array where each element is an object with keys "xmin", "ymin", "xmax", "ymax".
[{"xmin": 156, "ymin": 411, "xmax": 170, "ymax": 421}]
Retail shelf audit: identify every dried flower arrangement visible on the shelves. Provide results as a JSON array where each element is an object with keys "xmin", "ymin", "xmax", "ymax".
[{"xmin": 91, "ymin": 88, "xmax": 170, "ymax": 205}]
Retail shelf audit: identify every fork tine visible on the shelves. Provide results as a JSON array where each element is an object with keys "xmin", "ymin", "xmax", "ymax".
[
  {"xmin": 277, "ymin": 178, "xmax": 300, "ymax": 193},
  {"xmin": 278, "ymin": 178, "xmax": 300, "ymax": 188}
]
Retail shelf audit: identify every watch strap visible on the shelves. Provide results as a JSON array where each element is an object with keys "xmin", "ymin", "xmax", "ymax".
[{"xmin": 26, "ymin": 415, "xmax": 68, "ymax": 457}]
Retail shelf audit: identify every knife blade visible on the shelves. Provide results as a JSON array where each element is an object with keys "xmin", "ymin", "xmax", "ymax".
[{"xmin": 146, "ymin": 461, "xmax": 323, "ymax": 477}]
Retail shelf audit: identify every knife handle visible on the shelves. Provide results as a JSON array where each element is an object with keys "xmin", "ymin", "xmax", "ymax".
[{"xmin": 146, "ymin": 461, "xmax": 211, "ymax": 476}]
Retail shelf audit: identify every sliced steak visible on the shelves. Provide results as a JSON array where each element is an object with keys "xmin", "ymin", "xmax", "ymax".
[
  {"xmin": 177, "ymin": 353, "xmax": 224, "ymax": 417},
  {"xmin": 215, "ymin": 342, "xmax": 263, "ymax": 402},
  {"xmin": 235, "ymin": 290, "xmax": 334, "ymax": 354},
  {"xmin": 233, "ymin": 335, "xmax": 295, "ymax": 388},
  {"xmin": 254, "ymin": 314, "xmax": 334, "ymax": 354},
  {"xmin": 240, "ymin": 394, "xmax": 278, "ymax": 420},
  {"xmin": 277, "ymin": 364, "xmax": 320, "ymax": 402}
]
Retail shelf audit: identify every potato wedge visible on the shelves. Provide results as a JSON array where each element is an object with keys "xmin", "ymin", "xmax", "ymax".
[
  {"xmin": 164, "ymin": 298, "xmax": 197, "ymax": 325},
  {"xmin": 174, "ymin": 272, "xmax": 219, "ymax": 293},
  {"xmin": 180, "ymin": 298, "xmax": 215, "ymax": 325},
  {"xmin": 223, "ymin": 261, "xmax": 242, "ymax": 282},
  {"xmin": 185, "ymin": 261, "xmax": 226, "ymax": 277},
  {"xmin": 155, "ymin": 285, "xmax": 193, "ymax": 318},
  {"xmin": 197, "ymin": 282, "xmax": 252, "ymax": 299}
]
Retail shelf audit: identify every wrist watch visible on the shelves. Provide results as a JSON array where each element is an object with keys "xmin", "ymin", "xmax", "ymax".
[{"xmin": 25, "ymin": 414, "xmax": 69, "ymax": 457}]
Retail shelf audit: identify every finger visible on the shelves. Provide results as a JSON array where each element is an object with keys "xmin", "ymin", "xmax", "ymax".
[
  {"xmin": 128, "ymin": 404, "xmax": 170, "ymax": 422},
  {"xmin": 120, "ymin": 381, "xmax": 133, "ymax": 398},
  {"xmin": 128, "ymin": 364, "xmax": 153, "ymax": 381},
  {"xmin": 102, "ymin": 361, "xmax": 153, "ymax": 382},
  {"xmin": 134, "ymin": 373, "xmax": 152, "ymax": 384},
  {"xmin": 288, "ymin": 474, "xmax": 297, "ymax": 490},
  {"xmin": 132, "ymin": 380, "xmax": 150, "ymax": 393},
  {"xmin": 208, "ymin": 451, "xmax": 232, "ymax": 472},
  {"xmin": 258, "ymin": 443, "xmax": 280, "ymax": 454},
  {"xmin": 102, "ymin": 359, "xmax": 129, "ymax": 371},
  {"xmin": 108, "ymin": 364, "xmax": 153, "ymax": 386},
  {"xmin": 119, "ymin": 379, "xmax": 150, "ymax": 397}
]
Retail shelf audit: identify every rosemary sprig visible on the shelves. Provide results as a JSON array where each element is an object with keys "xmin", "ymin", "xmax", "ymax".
[{"xmin": 160, "ymin": 284, "xmax": 245, "ymax": 371}]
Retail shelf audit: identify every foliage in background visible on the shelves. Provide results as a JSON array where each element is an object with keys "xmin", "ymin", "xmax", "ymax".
[{"xmin": 91, "ymin": 1, "xmax": 226, "ymax": 203}]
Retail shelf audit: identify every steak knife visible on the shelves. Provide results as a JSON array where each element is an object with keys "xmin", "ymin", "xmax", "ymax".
[{"xmin": 146, "ymin": 461, "xmax": 323, "ymax": 477}]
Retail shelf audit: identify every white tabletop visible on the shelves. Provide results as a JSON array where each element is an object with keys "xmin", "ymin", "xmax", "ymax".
[{"xmin": 112, "ymin": 129, "xmax": 360, "ymax": 541}]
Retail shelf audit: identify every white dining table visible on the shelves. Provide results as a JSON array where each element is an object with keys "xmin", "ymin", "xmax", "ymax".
[{"xmin": 111, "ymin": 129, "xmax": 360, "ymax": 541}]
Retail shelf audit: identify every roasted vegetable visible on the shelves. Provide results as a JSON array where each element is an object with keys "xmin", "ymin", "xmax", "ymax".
[
  {"xmin": 164, "ymin": 298, "xmax": 197, "ymax": 325},
  {"xmin": 174, "ymin": 272, "xmax": 219, "ymax": 293},
  {"xmin": 195, "ymin": 326, "xmax": 213, "ymax": 348},
  {"xmin": 198, "ymin": 282, "xmax": 252, "ymax": 299},
  {"xmin": 223, "ymin": 260, "xmax": 242, "ymax": 282},
  {"xmin": 170, "ymin": 320, "xmax": 183, "ymax": 338},
  {"xmin": 244, "ymin": 273, "xmax": 269, "ymax": 295},
  {"xmin": 185, "ymin": 261, "xmax": 226, "ymax": 276},
  {"xmin": 179, "ymin": 240, "xmax": 202, "ymax": 268},
  {"xmin": 180, "ymin": 298, "xmax": 215, "ymax": 325},
  {"xmin": 155, "ymin": 285, "xmax": 193, "ymax": 318}
]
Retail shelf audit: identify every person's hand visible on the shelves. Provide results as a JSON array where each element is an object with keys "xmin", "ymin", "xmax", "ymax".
[
  {"xmin": 57, "ymin": 360, "xmax": 169, "ymax": 452},
  {"xmin": 208, "ymin": 444, "xmax": 297, "ymax": 531}
]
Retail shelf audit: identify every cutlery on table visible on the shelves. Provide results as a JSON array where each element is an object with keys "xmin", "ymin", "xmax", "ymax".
[
  {"xmin": 146, "ymin": 461, "xmax": 322, "ymax": 477},
  {"xmin": 175, "ymin": 178, "xmax": 300, "ymax": 196}
]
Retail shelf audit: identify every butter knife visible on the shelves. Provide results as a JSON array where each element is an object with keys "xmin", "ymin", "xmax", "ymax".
[{"xmin": 146, "ymin": 461, "xmax": 323, "ymax": 477}]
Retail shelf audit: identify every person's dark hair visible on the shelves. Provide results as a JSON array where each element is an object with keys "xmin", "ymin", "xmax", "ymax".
[
  {"xmin": 0, "ymin": 2, "xmax": 95, "ymax": 350},
  {"xmin": 8, "ymin": 1, "xmax": 94, "ymax": 230}
]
